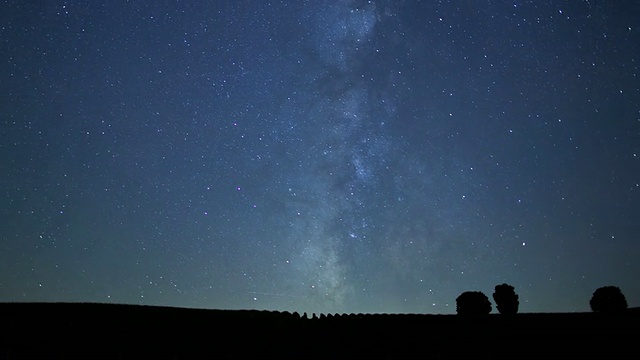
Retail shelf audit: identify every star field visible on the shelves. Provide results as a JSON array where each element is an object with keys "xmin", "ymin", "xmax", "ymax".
[{"xmin": 1, "ymin": 1, "xmax": 639, "ymax": 314}]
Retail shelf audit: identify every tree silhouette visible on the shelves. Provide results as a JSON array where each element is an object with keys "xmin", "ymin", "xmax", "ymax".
[
  {"xmin": 456, "ymin": 291, "xmax": 492, "ymax": 315},
  {"xmin": 590, "ymin": 286, "xmax": 628, "ymax": 313},
  {"xmin": 492, "ymin": 283, "xmax": 519, "ymax": 314}
]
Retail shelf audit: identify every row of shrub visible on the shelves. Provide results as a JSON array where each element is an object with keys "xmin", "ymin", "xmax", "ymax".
[{"xmin": 456, "ymin": 284, "xmax": 628, "ymax": 315}]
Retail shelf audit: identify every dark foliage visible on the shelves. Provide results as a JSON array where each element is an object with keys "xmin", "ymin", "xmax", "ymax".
[
  {"xmin": 1, "ymin": 303, "xmax": 639, "ymax": 358},
  {"xmin": 493, "ymin": 283, "xmax": 520, "ymax": 314},
  {"xmin": 456, "ymin": 291, "xmax": 492, "ymax": 315},
  {"xmin": 590, "ymin": 286, "xmax": 628, "ymax": 313}
]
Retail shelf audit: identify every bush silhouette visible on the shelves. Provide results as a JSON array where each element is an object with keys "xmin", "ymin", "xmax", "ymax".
[
  {"xmin": 590, "ymin": 286, "xmax": 628, "ymax": 313},
  {"xmin": 493, "ymin": 283, "xmax": 519, "ymax": 314},
  {"xmin": 456, "ymin": 291, "xmax": 492, "ymax": 315}
]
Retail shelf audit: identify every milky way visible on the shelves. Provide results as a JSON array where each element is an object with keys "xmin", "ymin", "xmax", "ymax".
[{"xmin": 1, "ymin": 1, "xmax": 639, "ymax": 314}]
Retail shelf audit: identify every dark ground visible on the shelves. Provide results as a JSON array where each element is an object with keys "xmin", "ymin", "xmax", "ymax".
[{"xmin": 1, "ymin": 302, "xmax": 638, "ymax": 359}]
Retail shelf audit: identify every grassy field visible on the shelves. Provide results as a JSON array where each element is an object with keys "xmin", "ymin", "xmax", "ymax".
[{"xmin": 1, "ymin": 302, "xmax": 638, "ymax": 359}]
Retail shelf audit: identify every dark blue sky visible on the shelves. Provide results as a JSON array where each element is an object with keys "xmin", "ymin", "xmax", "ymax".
[{"xmin": 1, "ymin": 1, "xmax": 639, "ymax": 314}]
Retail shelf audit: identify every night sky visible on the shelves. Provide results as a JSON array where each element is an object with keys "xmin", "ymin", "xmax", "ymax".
[{"xmin": 2, "ymin": 1, "xmax": 639, "ymax": 315}]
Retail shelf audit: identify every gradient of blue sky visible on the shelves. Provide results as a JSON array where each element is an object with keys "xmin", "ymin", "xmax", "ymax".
[{"xmin": 1, "ymin": 1, "xmax": 638, "ymax": 314}]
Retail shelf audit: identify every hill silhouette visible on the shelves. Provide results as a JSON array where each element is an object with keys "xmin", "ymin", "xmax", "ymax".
[{"xmin": 1, "ymin": 302, "xmax": 638, "ymax": 359}]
